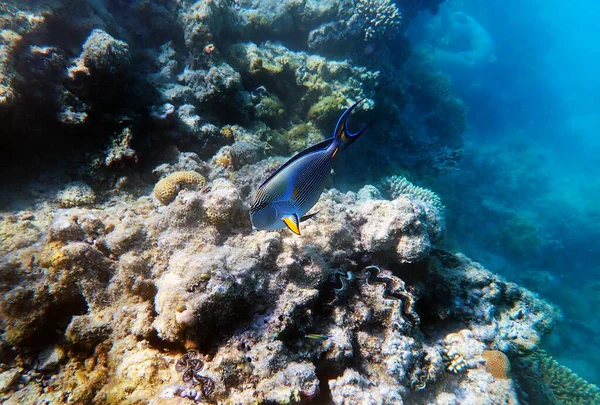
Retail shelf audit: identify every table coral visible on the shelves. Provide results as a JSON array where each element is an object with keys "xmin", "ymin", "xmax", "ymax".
[{"xmin": 153, "ymin": 171, "xmax": 206, "ymax": 205}]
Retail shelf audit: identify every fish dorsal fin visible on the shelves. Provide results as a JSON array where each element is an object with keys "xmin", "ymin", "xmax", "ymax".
[
  {"xmin": 334, "ymin": 98, "xmax": 373, "ymax": 149},
  {"xmin": 282, "ymin": 214, "xmax": 301, "ymax": 235},
  {"xmin": 258, "ymin": 137, "xmax": 334, "ymax": 189}
]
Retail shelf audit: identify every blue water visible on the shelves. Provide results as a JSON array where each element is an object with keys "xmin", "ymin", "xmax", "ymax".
[{"xmin": 414, "ymin": 0, "xmax": 600, "ymax": 383}]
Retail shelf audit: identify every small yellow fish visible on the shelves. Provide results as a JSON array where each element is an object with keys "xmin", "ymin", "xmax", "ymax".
[{"xmin": 304, "ymin": 334, "xmax": 330, "ymax": 341}]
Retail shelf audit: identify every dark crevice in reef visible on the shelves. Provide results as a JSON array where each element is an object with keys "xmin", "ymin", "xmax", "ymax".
[
  {"xmin": 189, "ymin": 294, "xmax": 269, "ymax": 355},
  {"xmin": 146, "ymin": 328, "xmax": 185, "ymax": 354},
  {"xmin": 386, "ymin": 254, "xmax": 470, "ymax": 341},
  {"xmin": 28, "ymin": 294, "xmax": 88, "ymax": 350},
  {"xmin": 313, "ymin": 361, "xmax": 342, "ymax": 404}
]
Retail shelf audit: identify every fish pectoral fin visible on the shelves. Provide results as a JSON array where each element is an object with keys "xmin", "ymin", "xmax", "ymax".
[
  {"xmin": 300, "ymin": 211, "xmax": 319, "ymax": 222},
  {"xmin": 282, "ymin": 214, "xmax": 301, "ymax": 235}
]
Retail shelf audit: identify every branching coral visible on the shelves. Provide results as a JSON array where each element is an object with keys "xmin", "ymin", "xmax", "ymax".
[
  {"xmin": 153, "ymin": 171, "xmax": 206, "ymax": 205},
  {"xmin": 526, "ymin": 349, "xmax": 600, "ymax": 404},
  {"xmin": 383, "ymin": 175, "xmax": 444, "ymax": 212},
  {"xmin": 354, "ymin": 0, "xmax": 402, "ymax": 41}
]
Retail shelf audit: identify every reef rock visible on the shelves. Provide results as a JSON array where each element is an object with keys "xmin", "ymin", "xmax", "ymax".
[{"xmin": 0, "ymin": 174, "xmax": 560, "ymax": 404}]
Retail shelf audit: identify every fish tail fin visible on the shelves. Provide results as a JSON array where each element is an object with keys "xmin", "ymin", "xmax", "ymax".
[{"xmin": 334, "ymin": 98, "xmax": 374, "ymax": 149}]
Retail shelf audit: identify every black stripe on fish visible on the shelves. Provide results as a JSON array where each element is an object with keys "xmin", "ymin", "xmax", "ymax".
[
  {"xmin": 252, "ymin": 177, "xmax": 288, "ymax": 212},
  {"xmin": 300, "ymin": 212, "xmax": 318, "ymax": 222},
  {"xmin": 257, "ymin": 137, "xmax": 334, "ymax": 190},
  {"xmin": 297, "ymin": 158, "xmax": 331, "ymax": 208},
  {"xmin": 295, "ymin": 150, "xmax": 334, "ymax": 209},
  {"xmin": 296, "ymin": 153, "xmax": 333, "ymax": 208}
]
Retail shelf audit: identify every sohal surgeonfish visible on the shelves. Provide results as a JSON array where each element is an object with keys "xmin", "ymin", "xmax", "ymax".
[{"xmin": 250, "ymin": 99, "xmax": 372, "ymax": 235}]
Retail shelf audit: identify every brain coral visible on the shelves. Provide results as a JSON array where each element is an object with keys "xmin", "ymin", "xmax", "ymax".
[
  {"xmin": 483, "ymin": 350, "xmax": 511, "ymax": 380},
  {"xmin": 153, "ymin": 171, "xmax": 206, "ymax": 205}
]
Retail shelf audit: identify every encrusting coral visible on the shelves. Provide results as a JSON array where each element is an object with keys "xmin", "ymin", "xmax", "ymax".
[{"xmin": 153, "ymin": 171, "xmax": 206, "ymax": 205}]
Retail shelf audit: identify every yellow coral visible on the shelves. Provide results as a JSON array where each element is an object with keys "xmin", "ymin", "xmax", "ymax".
[
  {"xmin": 39, "ymin": 241, "xmax": 68, "ymax": 270},
  {"xmin": 220, "ymin": 126, "xmax": 234, "ymax": 140},
  {"xmin": 213, "ymin": 148, "xmax": 234, "ymax": 169},
  {"xmin": 482, "ymin": 350, "xmax": 511, "ymax": 380},
  {"xmin": 153, "ymin": 171, "xmax": 206, "ymax": 205}
]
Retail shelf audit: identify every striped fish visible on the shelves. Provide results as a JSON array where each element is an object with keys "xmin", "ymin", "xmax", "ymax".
[{"xmin": 250, "ymin": 99, "xmax": 372, "ymax": 235}]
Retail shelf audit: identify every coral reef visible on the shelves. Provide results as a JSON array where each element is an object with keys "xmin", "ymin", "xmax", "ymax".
[
  {"xmin": 0, "ymin": 0, "xmax": 565, "ymax": 404},
  {"xmin": 0, "ymin": 164, "xmax": 560, "ymax": 404},
  {"xmin": 1, "ymin": 0, "xmax": 464, "ymax": 194}
]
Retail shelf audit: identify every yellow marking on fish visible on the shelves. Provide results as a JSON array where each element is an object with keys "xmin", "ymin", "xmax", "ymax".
[
  {"xmin": 283, "ymin": 216, "xmax": 301, "ymax": 235},
  {"xmin": 332, "ymin": 147, "xmax": 339, "ymax": 158},
  {"xmin": 340, "ymin": 125, "xmax": 349, "ymax": 142},
  {"xmin": 292, "ymin": 187, "xmax": 299, "ymax": 199},
  {"xmin": 305, "ymin": 334, "xmax": 329, "ymax": 341}
]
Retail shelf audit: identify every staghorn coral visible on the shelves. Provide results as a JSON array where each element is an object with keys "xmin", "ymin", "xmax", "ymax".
[
  {"xmin": 483, "ymin": 350, "xmax": 511, "ymax": 380},
  {"xmin": 524, "ymin": 349, "xmax": 600, "ymax": 405},
  {"xmin": 153, "ymin": 171, "xmax": 206, "ymax": 205}
]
